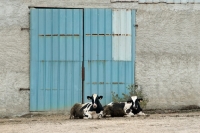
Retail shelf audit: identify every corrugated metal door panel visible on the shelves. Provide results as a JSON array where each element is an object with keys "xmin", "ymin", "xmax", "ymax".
[
  {"xmin": 132, "ymin": 10, "xmax": 136, "ymax": 82},
  {"xmin": 84, "ymin": 9, "xmax": 112, "ymax": 61},
  {"xmin": 30, "ymin": 9, "xmax": 39, "ymax": 110},
  {"xmin": 84, "ymin": 9, "xmax": 135, "ymax": 105},
  {"xmin": 110, "ymin": 9, "xmax": 135, "ymax": 103},
  {"xmin": 112, "ymin": 9, "xmax": 132, "ymax": 61},
  {"xmin": 30, "ymin": 9, "xmax": 83, "ymax": 111},
  {"xmin": 84, "ymin": 9, "xmax": 112, "ymax": 104}
]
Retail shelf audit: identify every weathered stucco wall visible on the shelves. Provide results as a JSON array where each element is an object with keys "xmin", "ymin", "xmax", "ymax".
[
  {"xmin": 136, "ymin": 4, "xmax": 200, "ymax": 109},
  {"xmin": 1, "ymin": 0, "xmax": 200, "ymax": 117}
]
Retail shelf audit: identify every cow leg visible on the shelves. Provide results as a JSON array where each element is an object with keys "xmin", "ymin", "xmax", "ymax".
[
  {"xmin": 124, "ymin": 108, "xmax": 134, "ymax": 117},
  {"xmin": 137, "ymin": 111, "xmax": 146, "ymax": 116},
  {"xmin": 124, "ymin": 112, "xmax": 134, "ymax": 117},
  {"xmin": 83, "ymin": 111, "xmax": 93, "ymax": 119},
  {"xmin": 97, "ymin": 111, "xmax": 103, "ymax": 119}
]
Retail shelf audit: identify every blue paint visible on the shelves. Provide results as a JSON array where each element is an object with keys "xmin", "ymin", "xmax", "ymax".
[
  {"xmin": 83, "ymin": 9, "xmax": 135, "ymax": 105},
  {"xmin": 30, "ymin": 8, "xmax": 135, "ymax": 111},
  {"xmin": 30, "ymin": 9, "xmax": 83, "ymax": 111}
]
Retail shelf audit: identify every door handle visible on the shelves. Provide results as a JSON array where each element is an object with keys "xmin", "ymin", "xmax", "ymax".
[{"xmin": 82, "ymin": 66, "xmax": 85, "ymax": 81}]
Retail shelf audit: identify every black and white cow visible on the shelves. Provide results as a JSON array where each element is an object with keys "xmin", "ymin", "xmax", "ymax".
[
  {"xmin": 70, "ymin": 94, "xmax": 104, "ymax": 119},
  {"xmin": 103, "ymin": 96, "xmax": 146, "ymax": 117}
]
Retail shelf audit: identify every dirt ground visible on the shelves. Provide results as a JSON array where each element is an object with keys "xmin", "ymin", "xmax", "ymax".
[{"xmin": 0, "ymin": 110, "xmax": 200, "ymax": 133}]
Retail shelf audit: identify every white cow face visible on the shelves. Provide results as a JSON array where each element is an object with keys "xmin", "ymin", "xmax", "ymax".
[
  {"xmin": 127, "ymin": 96, "xmax": 143, "ymax": 110},
  {"xmin": 87, "ymin": 94, "xmax": 103, "ymax": 108}
]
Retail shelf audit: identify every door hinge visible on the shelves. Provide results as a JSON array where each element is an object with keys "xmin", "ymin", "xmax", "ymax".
[
  {"xmin": 19, "ymin": 88, "xmax": 30, "ymax": 91},
  {"xmin": 21, "ymin": 28, "xmax": 30, "ymax": 31}
]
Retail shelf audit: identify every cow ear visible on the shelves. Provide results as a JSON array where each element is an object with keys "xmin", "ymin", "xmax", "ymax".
[
  {"xmin": 87, "ymin": 96, "xmax": 92, "ymax": 100},
  {"xmin": 127, "ymin": 99, "xmax": 132, "ymax": 103},
  {"xmin": 98, "ymin": 96, "xmax": 103, "ymax": 100},
  {"xmin": 137, "ymin": 98, "xmax": 143, "ymax": 102}
]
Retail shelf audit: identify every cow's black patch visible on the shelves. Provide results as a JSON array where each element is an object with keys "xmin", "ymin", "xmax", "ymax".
[
  {"xmin": 126, "ymin": 109, "xmax": 131, "ymax": 113},
  {"xmin": 108, "ymin": 103, "xmax": 126, "ymax": 117},
  {"xmin": 87, "ymin": 94, "xmax": 104, "ymax": 113},
  {"xmin": 131, "ymin": 98, "xmax": 143, "ymax": 114},
  {"xmin": 89, "ymin": 105, "xmax": 103, "ymax": 113},
  {"xmin": 112, "ymin": 102, "xmax": 125, "ymax": 109}
]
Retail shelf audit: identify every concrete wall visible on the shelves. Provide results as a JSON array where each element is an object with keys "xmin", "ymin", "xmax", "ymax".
[
  {"xmin": 0, "ymin": 0, "xmax": 200, "ymax": 117},
  {"xmin": 136, "ymin": 4, "xmax": 200, "ymax": 109}
]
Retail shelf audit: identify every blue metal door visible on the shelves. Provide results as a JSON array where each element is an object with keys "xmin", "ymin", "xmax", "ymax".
[
  {"xmin": 84, "ymin": 9, "xmax": 136, "ymax": 105},
  {"xmin": 30, "ymin": 9, "xmax": 83, "ymax": 111},
  {"xmin": 30, "ymin": 8, "xmax": 135, "ymax": 111}
]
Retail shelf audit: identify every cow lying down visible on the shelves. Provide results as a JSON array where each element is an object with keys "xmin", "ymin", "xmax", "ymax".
[
  {"xmin": 70, "ymin": 94, "xmax": 104, "ymax": 119},
  {"xmin": 103, "ymin": 96, "xmax": 146, "ymax": 117}
]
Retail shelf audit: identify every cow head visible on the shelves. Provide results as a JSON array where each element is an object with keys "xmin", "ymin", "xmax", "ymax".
[
  {"xmin": 127, "ymin": 96, "xmax": 143, "ymax": 111},
  {"xmin": 87, "ymin": 94, "xmax": 103, "ymax": 109}
]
